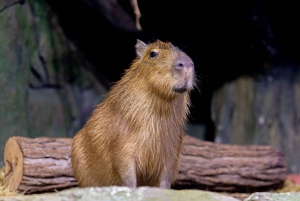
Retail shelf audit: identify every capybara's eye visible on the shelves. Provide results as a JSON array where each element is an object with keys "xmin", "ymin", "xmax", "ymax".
[{"xmin": 150, "ymin": 51, "xmax": 158, "ymax": 58}]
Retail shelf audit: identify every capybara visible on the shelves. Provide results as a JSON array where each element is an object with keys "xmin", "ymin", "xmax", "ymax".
[{"xmin": 71, "ymin": 39, "xmax": 196, "ymax": 188}]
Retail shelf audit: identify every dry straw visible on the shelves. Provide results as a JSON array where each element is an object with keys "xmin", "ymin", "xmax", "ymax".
[{"xmin": 0, "ymin": 166, "xmax": 20, "ymax": 196}]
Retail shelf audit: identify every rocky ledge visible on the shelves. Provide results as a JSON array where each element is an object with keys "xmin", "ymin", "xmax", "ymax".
[{"xmin": 1, "ymin": 187, "xmax": 300, "ymax": 201}]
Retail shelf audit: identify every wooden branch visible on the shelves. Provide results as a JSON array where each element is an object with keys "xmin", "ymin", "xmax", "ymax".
[
  {"xmin": 3, "ymin": 135, "xmax": 286, "ymax": 194},
  {"xmin": 130, "ymin": 0, "xmax": 142, "ymax": 30}
]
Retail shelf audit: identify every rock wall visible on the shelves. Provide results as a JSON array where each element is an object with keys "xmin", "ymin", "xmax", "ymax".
[
  {"xmin": 212, "ymin": 65, "xmax": 300, "ymax": 173},
  {"xmin": 0, "ymin": 0, "xmax": 108, "ymax": 164}
]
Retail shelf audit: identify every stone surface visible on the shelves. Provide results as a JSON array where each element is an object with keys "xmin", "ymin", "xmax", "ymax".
[
  {"xmin": 244, "ymin": 192, "xmax": 300, "ymax": 201},
  {"xmin": 211, "ymin": 66, "xmax": 300, "ymax": 173},
  {"xmin": 1, "ymin": 186, "xmax": 300, "ymax": 201},
  {"xmin": 0, "ymin": 0, "xmax": 108, "ymax": 164},
  {"xmin": 0, "ymin": 186, "xmax": 240, "ymax": 201}
]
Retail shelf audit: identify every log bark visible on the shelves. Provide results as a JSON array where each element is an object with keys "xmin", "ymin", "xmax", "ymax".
[
  {"xmin": 4, "ymin": 136, "xmax": 78, "ymax": 194},
  {"xmin": 173, "ymin": 136, "xmax": 287, "ymax": 192},
  {"xmin": 3, "ymin": 135, "xmax": 286, "ymax": 194}
]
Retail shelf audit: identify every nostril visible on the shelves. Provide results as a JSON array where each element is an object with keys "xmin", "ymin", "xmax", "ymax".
[{"xmin": 176, "ymin": 63, "xmax": 184, "ymax": 70}]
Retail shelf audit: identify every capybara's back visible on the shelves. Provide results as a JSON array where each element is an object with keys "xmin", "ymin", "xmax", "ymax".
[{"xmin": 71, "ymin": 39, "xmax": 195, "ymax": 188}]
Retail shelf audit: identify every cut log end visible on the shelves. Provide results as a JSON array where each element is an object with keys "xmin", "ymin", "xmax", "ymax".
[
  {"xmin": 3, "ymin": 136, "xmax": 78, "ymax": 194},
  {"xmin": 4, "ymin": 137, "xmax": 23, "ymax": 191}
]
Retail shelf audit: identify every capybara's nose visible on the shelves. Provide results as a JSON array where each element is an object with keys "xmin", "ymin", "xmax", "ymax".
[{"xmin": 175, "ymin": 54, "xmax": 194, "ymax": 71}]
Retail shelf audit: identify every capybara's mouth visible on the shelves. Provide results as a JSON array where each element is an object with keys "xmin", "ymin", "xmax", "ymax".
[
  {"xmin": 173, "ymin": 87, "xmax": 187, "ymax": 93},
  {"xmin": 173, "ymin": 78, "xmax": 194, "ymax": 93}
]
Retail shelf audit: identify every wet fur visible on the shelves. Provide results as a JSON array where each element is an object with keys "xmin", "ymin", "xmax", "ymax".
[{"xmin": 71, "ymin": 39, "xmax": 195, "ymax": 188}]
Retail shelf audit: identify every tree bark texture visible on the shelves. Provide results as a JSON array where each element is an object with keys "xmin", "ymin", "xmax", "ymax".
[
  {"xmin": 4, "ymin": 136, "xmax": 78, "ymax": 194},
  {"xmin": 3, "ymin": 136, "xmax": 286, "ymax": 194},
  {"xmin": 173, "ymin": 136, "xmax": 287, "ymax": 192}
]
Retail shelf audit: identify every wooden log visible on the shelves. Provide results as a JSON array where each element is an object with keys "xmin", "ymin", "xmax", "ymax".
[
  {"xmin": 4, "ymin": 136, "xmax": 78, "ymax": 194},
  {"xmin": 173, "ymin": 135, "xmax": 287, "ymax": 192},
  {"xmin": 3, "ymin": 135, "xmax": 287, "ymax": 194}
]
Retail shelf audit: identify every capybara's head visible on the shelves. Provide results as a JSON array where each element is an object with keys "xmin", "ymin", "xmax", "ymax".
[{"xmin": 132, "ymin": 39, "xmax": 195, "ymax": 98}]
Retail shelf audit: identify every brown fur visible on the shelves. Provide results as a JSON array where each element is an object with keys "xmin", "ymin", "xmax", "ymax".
[{"xmin": 71, "ymin": 39, "xmax": 195, "ymax": 188}]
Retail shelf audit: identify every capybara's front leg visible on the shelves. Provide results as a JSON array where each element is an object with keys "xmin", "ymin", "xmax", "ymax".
[
  {"xmin": 159, "ymin": 152, "xmax": 182, "ymax": 189},
  {"xmin": 159, "ymin": 163, "xmax": 174, "ymax": 188},
  {"xmin": 118, "ymin": 160, "xmax": 137, "ymax": 188},
  {"xmin": 159, "ymin": 178, "xmax": 172, "ymax": 189}
]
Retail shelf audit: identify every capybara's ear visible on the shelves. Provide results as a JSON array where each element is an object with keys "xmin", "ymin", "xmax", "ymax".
[{"xmin": 135, "ymin": 39, "xmax": 147, "ymax": 58}]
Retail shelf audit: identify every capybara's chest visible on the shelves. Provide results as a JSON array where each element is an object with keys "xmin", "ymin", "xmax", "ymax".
[{"xmin": 132, "ymin": 137, "xmax": 176, "ymax": 185}]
